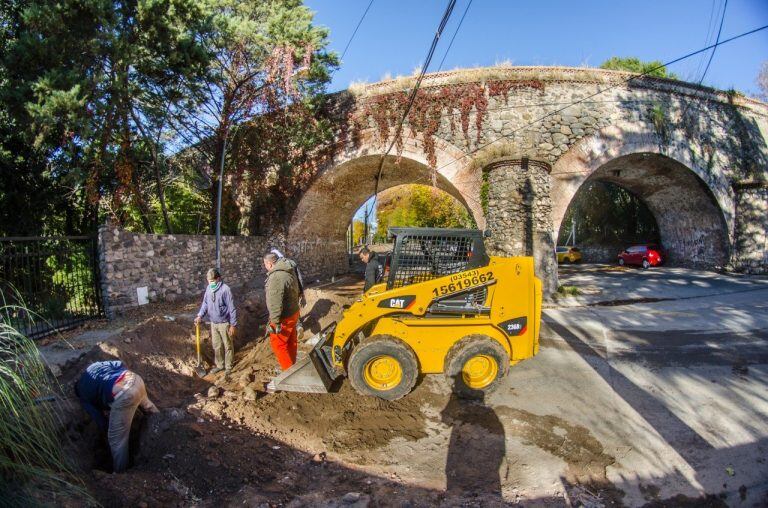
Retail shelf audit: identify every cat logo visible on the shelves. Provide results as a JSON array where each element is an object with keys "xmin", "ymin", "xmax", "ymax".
[{"xmin": 377, "ymin": 295, "xmax": 416, "ymax": 309}]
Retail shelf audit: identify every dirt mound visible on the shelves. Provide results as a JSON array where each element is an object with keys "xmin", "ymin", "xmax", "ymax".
[
  {"xmin": 53, "ymin": 278, "xmax": 526, "ymax": 506},
  {"xmin": 180, "ymin": 277, "xmax": 433, "ymax": 459},
  {"xmin": 300, "ymin": 277, "xmax": 362, "ymax": 334},
  {"xmin": 197, "ymin": 377, "xmax": 430, "ymax": 455},
  {"xmin": 88, "ymin": 411, "xmax": 445, "ymax": 507}
]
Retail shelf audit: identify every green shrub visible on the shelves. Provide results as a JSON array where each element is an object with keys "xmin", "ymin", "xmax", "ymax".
[
  {"xmin": 0, "ymin": 289, "xmax": 92, "ymax": 506},
  {"xmin": 557, "ymin": 285, "xmax": 581, "ymax": 296}
]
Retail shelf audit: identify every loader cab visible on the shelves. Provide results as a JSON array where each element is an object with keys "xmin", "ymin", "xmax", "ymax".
[{"xmin": 386, "ymin": 228, "xmax": 490, "ymax": 290}]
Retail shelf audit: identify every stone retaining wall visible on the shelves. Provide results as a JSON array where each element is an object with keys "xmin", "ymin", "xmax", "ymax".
[
  {"xmin": 289, "ymin": 238, "xmax": 349, "ymax": 284},
  {"xmin": 98, "ymin": 224, "xmax": 347, "ymax": 316},
  {"xmin": 578, "ymin": 244, "xmax": 624, "ymax": 264}
]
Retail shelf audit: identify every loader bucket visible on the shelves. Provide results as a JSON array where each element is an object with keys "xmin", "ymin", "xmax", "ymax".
[{"xmin": 266, "ymin": 323, "xmax": 340, "ymax": 394}]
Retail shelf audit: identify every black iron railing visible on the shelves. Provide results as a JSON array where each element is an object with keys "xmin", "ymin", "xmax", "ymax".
[{"xmin": 0, "ymin": 236, "xmax": 103, "ymax": 338}]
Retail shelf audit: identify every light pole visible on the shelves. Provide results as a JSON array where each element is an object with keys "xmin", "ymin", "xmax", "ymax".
[{"xmin": 215, "ymin": 127, "xmax": 230, "ymax": 270}]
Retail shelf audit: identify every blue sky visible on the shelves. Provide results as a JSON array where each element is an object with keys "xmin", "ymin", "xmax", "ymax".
[{"xmin": 305, "ymin": 0, "xmax": 768, "ymax": 96}]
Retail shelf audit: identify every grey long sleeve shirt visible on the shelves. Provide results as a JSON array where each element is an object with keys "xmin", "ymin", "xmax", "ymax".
[{"xmin": 196, "ymin": 283, "xmax": 237, "ymax": 326}]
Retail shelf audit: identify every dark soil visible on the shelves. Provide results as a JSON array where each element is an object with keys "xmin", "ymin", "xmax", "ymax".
[
  {"xmin": 55, "ymin": 280, "xmax": 455, "ymax": 506},
  {"xmin": 52, "ymin": 277, "xmax": 627, "ymax": 506}
]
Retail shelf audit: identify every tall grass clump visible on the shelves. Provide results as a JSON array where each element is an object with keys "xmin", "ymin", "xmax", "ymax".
[{"xmin": 0, "ymin": 287, "xmax": 93, "ymax": 506}]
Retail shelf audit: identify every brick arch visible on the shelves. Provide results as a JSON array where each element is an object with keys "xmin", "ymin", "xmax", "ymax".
[
  {"xmin": 551, "ymin": 123, "xmax": 732, "ymax": 266},
  {"xmin": 289, "ymin": 136, "xmax": 483, "ymax": 241},
  {"xmin": 285, "ymin": 136, "xmax": 483, "ymax": 277}
]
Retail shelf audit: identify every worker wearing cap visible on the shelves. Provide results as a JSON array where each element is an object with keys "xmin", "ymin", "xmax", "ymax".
[
  {"xmin": 194, "ymin": 268, "xmax": 237, "ymax": 375},
  {"xmin": 270, "ymin": 248, "xmax": 306, "ymax": 304},
  {"xmin": 263, "ymin": 252, "xmax": 301, "ymax": 370},
  {"xmin": 269, "ymin": 247, "xmax": 305, "ymax": 339},
  {"xmin": 75, "ymin": 360, "xmax": 159, "ymax": 473}
]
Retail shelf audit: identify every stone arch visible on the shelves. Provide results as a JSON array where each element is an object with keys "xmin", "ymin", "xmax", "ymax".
[
  {"xmin": 286, "ymin": 137, "xmax": 482, "ymax": 278},
  {"xmin": 551, "ymin": 123, "xmax": 732, "ymax": 267}
]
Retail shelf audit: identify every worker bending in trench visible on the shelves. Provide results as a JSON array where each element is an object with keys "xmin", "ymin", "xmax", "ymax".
[
  {"xmin": 262, "ymin": 252, "xmax": 301, "ymax": 370},
  {"xmin": 75, "ymin": 361, "xmax": 159, "ymax": 472}
]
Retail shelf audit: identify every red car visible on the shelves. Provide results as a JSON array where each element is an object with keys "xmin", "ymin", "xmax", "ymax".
[{"xmin": 618, "ymin": 244, "xmax": 664, "ymax": 269}]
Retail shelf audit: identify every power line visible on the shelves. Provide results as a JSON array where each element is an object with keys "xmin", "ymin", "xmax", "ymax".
[
  {"xmin": 339, "ymin": 0, "xmax": 375, "ymax": 62},
  {"xmin": 364, "ymin": 0, "xmax": 458, "ymax": 229},
  {"xmin": 699, "ymin": 0, "xmax": 728, "ymax": 85},
  {"xmin": 693, "ymin": 0, "xmax": 719, "ymax": 80},
  {"xmin": 674, "ymin": 0, "xmax": 728, "ymax": 147},
  {"xmin": 437, "ymin": 0, "xmax": 473, "ymax": 72},
  {"xmin": 373, "ymin": 0, "xmax": 457, "ymax": 189},
  {"xmin": 431, "ymin": 23, "xmax": 768, "ymax": 175}
]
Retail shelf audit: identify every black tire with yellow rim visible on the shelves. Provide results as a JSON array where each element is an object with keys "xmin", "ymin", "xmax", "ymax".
[
  {"xmin": 444, "ymin": 335, "xmax": 509, "ymax": 399},
  {"xmin": 348, "ymin": 335, "xmax": 419, "ymax": 400}
]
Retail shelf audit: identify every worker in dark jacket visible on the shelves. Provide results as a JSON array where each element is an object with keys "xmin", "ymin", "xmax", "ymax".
[
  {"xmin": 263, "ymin": 252, "xmax": 301, "ymax": 370},
  {"xmin": 270, "ymin": 247, "xmax": 305, "ymax": 339},
  {"xmin": 359, "ymin": 247, "xmax": 383, "ymax": 292},
  {"xmin": 75, "ymin": 361, "xmax": 158, "ymax": 472},
  {"xmin": 194, "ymin": 268, "xmax": 237, "ymax": 375},
  {"xmin": 270, "ymin": 248, "xmax": 305, "ymax": 302}
]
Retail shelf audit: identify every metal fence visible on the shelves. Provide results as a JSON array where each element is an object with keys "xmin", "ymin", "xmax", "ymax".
[{"xmin": 0, "ymin": 236, "xmax": 103, "ymax": 338}]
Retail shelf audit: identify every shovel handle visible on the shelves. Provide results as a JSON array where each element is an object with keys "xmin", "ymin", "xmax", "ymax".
[{"xmin": 195, "ymin": 322, "xmax": 201, "ymax": 358}]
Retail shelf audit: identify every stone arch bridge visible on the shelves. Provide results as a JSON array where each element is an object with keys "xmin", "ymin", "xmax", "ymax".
[{"xmin": 286, "ymin": 67, "xmax": 768, "ymax": 295}]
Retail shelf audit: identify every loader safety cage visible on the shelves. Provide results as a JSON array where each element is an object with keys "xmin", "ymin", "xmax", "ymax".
[{"xmin": 386, "ymin": 228, "xmax": 490, "ymax": 290}]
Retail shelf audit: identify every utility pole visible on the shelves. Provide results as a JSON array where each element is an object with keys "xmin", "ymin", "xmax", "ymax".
[
  {"xmin": 564, "ymin": 217, "xmax": 576, "ymax": 246},
  {"xmin": 215, "ymin": 128, "xmax": 229, "ymax": 270},
  {"xmin": 363, "ymin": 206, "xmax": 369, "ymax": 246}
]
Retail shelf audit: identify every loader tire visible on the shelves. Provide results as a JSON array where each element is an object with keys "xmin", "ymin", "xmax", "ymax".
[
  {"xmin": 444, "ymin": 335, "xmax": 509, "ymax": 399},
  {"xmin": 348, "ymin": 335, "xmax": 419, "ymax": 401}
]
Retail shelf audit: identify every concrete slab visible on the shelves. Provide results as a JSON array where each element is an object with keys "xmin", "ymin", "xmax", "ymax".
[{"xmin": 540, "ymin": 293, "xmax": 768, "ymax": 506}]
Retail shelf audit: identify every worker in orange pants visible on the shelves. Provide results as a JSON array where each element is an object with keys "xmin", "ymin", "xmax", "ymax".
[
  {"xmin": 269, "ymin": 311, "xmax": 300, "ymax": 370},
  {"xmin": 263, "ymin": 252, "xmax": 301, "ymax": 370}
]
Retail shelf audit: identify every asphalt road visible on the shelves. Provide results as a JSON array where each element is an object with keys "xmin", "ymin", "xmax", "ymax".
[
  {"xmin": 508, "ymin": 266, "xmax": 768, "ymax": 505},
  {"xmin": 556, "ymin": 263, "xmax": 768, "ymax": 306}
]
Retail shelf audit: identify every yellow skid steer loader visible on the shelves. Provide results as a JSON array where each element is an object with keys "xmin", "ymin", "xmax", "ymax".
[{"xmin": 268, "ymin": 228, "xmax": 542, "ymax": 400}]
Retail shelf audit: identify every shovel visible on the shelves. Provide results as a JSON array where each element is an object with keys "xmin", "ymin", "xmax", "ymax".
[{"xmin": 194, "ymin": 323, "xmax": 207, "ymax": 377}]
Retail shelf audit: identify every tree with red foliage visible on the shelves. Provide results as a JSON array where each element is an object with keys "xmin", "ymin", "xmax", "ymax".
[{"xmin": 173, "ymin": 0, "xmax": 337, "ymax": 236}]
